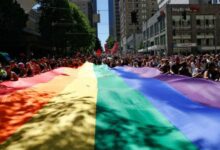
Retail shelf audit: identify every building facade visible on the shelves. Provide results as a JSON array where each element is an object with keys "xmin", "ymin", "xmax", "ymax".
[
  {"xmin": 69, "ymin": 0, "xmax": 98, "ymax": 30},
  {"xmin": 212, "ymin": 0, "xmax": 220, "ymax": 4},
  {"xmin": 119, "ymin": 0, "xmax": 158, "ymax": 52},
  {"xmin": 92, "ymin": 0, "xmax": 98, "ymax": 35},
  {"xmin": 109, "ymin": 0, "xmax": 120, "ymax": 41},
  {"xmin": 143, "ymin": 4, "xmax": 220, "ymax": 55},
  {"xmin": 16, "ymin": 0, "xmax": 36, "ymax": 13},
  {"xmin": 157, "ymin": 0, "xmax": 211, "ymax": 8}
]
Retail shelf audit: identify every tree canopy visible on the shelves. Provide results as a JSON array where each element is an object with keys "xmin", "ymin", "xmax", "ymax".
[
  {"xmin": 37, "ymin": 0, "xmax": 72, "ymax": 49},
  {"xmin": 94, "ymin": 37, "xmax": 103, "ymax": 51},
  {"xmin": 106, "ymin": 36, "xmax": 115, "ymax": 49},
  {"xmin": 0, "ymin": 0, "xmax": 28, "ymax": 50},
  {"xmin": 37, "ymin": 0, "xmax": 96, "ymax": 54},
  {"xmin": 68, "ymin": 3, "xmax": 95, "ymax": 53}
]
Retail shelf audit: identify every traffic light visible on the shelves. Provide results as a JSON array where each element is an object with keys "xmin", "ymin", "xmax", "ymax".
[{"xmin": 131, "ymin": 11, "xmax": 138, "ymax": 24}]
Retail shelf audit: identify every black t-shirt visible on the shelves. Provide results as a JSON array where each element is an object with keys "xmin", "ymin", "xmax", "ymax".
[
  {"xmin": 161, "ymin": 65, "xmax": 170, "ymax": 73},
  {"xmin": 208, "ymin": 70, "xmax": 219, "ymax": 80},
  {"xmin": 11, "ymin": 66, "xmax": 20, "ymax": 76},
  {"xmin": 171, "ymin": 63, "xmax": 181, "ymax": 74},
  {"xmin": 179, "ymin": 67, "xmax": 191, "ymax": 76},
  {"xmin": 27, "ymin": 69, "xmax": 33, "ymax": 77}
]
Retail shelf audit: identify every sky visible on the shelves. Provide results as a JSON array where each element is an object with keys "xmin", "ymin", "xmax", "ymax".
[{"xmin": 97, "ymin": 0, "xmax": 109, "ymax": 47}]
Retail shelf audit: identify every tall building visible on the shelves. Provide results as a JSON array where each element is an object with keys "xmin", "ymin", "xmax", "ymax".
[
  {"xmin": 92, "ymin": 0, "xmax": 98, "ymax": 35},
  {"xmin": 69, "ymin": 0, "xmax": 93, "ymax": 25},
  {"xmin": 69, "ymin": 0, "xmax": 98, "ymax": 34},
  {"xmin": 108, "ymin": 0, "xmax": 120, "ymax": 41},
  {"xmin": 142, "ymin": 4, "xmax": 220, "ymax": 55},
  {"xmin": 119, "ymin": 0, "xmax": 158, "ymax": 51},
  {"xmin": 157, "ymin": 0, "xmax": 211, "ymax": 8},
  {"xmin": 212, "ymin": 0, "xmax": 220, "ymax": 4},
  {"xmin": 16, "ymin": 0, "xmax": 35, "ymax": 13}
]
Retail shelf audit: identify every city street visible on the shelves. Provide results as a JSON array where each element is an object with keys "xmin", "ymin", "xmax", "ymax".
[{"xmin": 1, "ymin": 0, "xmax": 220, "ymax": 150}]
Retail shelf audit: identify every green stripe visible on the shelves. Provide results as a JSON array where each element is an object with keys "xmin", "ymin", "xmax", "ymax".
[{"xmin": 94, "ymin": 65, "xmax": 197, "ymax": 150}]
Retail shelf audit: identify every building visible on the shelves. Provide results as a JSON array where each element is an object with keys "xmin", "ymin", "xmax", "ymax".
[
  {"xmin": 108, "ymin": 0, "xmax": 120, "ymax": 41},
  {"xmin": 69, "ymin": 0, "xmax": 93, "ymax": 24},
  {"xmin": 69, "ymin": 0, "xmax": 99, "ymax": 32},
  {"xmin": 69, "ymin": 0, "xmax": 99, "ymax": 34},
  {"xmin": 16, "ymin": 0, "xmax": 36, "ymax": 13},
  {"xmin": 142, "ymin": 4, "xmax": 220, "ymax": 55},
  {"xmin": 119, "ymin": 0, "xmax": 158, "ymax": 52},
  {"xmin": 92, "ymin": 0, "xmax": 99, "ymax": 35},
  {"xmin": 212, "ymin": 0, "xmax": 220, "ymax": 4},
  {"xmin": 157, "ymin": 0, "xmax": 211, "ymax": 8},
  {"xmin": 24, "ymin": 6, "xmax": 41, "ymax": 35}
]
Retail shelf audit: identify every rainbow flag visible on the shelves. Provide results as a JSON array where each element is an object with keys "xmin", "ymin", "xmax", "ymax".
[{"xmin": 0, "ymin": 62, "xmax": 220, "ymax": 150}]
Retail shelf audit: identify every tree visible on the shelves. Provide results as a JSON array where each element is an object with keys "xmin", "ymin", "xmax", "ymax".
[
  {"xmin": 68, "ymin": 3, "xmax": 95, "ymax": 53},
  {"xmin": 37, "ymin": 0, "xmax": 96, "ymax": 54},
  {"xmin": 94, "ymin": 37, "xmax": 103, "ymax": 51},
  {"xmin": 0, "ymin": 0, "xmax": 28, "ymax": 52},
  {"xmin": 106, "ymin": 36, "xmax": 115, "ymax": 49},
  {"xmin": 37, "ymin": 0, "xmax": 73, "ymax": 51}
]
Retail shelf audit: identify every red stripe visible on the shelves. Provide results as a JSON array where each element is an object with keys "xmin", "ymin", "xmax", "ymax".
[
  {"xmin": 0, "ymin": 68, "xmax": 66, "ymax": 96},
  {"xmin": 0, "ymin": 68, "xmax": 76, "ymax": 144}
]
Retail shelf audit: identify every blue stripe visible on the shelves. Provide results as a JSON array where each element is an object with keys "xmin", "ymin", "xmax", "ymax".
[{"xmin": 113, "ymin": 67, "xmax": 220, "ymax": 150}]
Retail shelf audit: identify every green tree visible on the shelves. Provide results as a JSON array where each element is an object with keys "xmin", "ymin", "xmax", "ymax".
[
  {"xmin": 106, "ymin": 36, "xmax": 115, "ymax": 49},
  {"xmin": 37, "ymin": 0, "xmax": 95, "ymax": 54},
  {"xmin": 37, "ymin": 0, "xmax": 72, "ymax": 51},
  {"xmin": 68, "ymin": 3, "xmax": 95, "ymax": 53},
  {"xmin": 94, "ymin": 37, "xmax": 103, "ymax": 51},
  {"xmin": 0, "ymin": 0, "xmax": 28, "ymax": 52}
]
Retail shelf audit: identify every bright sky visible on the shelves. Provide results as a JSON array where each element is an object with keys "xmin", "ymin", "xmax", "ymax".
[{"xmin": 97, "ymin": 0, "xmax": 109, "ymax": 47}]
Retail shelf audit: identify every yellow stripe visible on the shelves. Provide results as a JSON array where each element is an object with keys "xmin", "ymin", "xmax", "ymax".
[{"xmin": 1, "ymin": 63, "xmax": 98, "ymax": 150}]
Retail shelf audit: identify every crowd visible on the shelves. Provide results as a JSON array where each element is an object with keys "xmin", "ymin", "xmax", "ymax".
[
  {"xmin": 0, "ymin": 56, "xmax": 86, "ymax": 82},
  {"xmin": 1, "ymin": 53, "xmax": 220, "ymax": 82},
  {"xmin": 101, "ymin": 54, "xmax": 220, "ymax": 81}
]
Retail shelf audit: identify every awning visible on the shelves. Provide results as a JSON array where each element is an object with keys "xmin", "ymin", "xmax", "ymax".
[
  {"xmin": 148, "ymin": 45, "xmax": 165, "ymax": 51},
  {"xmin": 138, "ymin": 49, "xmax": 148, "ymax": 53}
]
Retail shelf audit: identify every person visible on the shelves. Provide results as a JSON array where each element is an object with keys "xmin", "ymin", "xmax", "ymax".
[
  {"xmin": 26, "ymin": 62, "xmax": 34, "ymax": 77},
  {"xmin": 18, "ymin": 62, "xmax": 27, "ymax": 77},
  {"xmin": 204, "ymin": 63, "xmax": 219, "ymax": 81},
  {"xmin": 4, "ymin": 66, "xmax": 18, "ymax": 81},
  {"xmin": 192, "ymin": 62, "xmax": 203, "ymax": 78},
  {"xmin": 171, "ymin": 57, "xmax": 181, "ymax": 74},
  {"xmin": 159, "ymin": 59, "xmax": 170, "ymax": 74},
  {"xmin": 10, "ymin": 60, "xmax": 20, "ymax": 76},
  {"xmin": 0, "ymin": 63, "xmax": 7, "ymax": 82},
  {"xmin": 179, "ymin": 62, "xmax": 191, "ymax": 77}
]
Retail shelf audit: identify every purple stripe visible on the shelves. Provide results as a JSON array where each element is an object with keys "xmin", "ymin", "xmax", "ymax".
[{"xmin": 122, "ymin": 66, "xmax": 220, "ymax": 108}]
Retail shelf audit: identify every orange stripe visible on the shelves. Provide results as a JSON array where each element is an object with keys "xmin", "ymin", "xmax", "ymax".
[
  {"xmin": 0, "ymin": 68, "xmax": 66, "ymax": 96},
  {"xmin": 0, "ymin": 68, "xmax": 79, "ymax": 144}
]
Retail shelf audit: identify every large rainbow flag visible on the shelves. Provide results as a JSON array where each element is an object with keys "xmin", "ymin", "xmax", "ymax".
[{"xmin": 0, "ymin": 62, "xmax": 220, "ymax": 150}]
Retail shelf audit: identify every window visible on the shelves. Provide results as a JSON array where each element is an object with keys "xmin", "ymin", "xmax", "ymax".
[
  {"xmin": 154, "ymin": 22, "xmax": 159, "ymax": 35},
  {"xmin": 197, "ymin": 39, "xmax": 201, "ymax": 46},
  {"xmin": 155, "ymin": 37, "xmax": 160, "ymax": 45},
  {"xmin": 160, "ymin": 34, "xmax": 166, "ymax": 45},
  {"xmin": 206, "ymin": 19, "xmax": 209, "ymax": 26},
  {"xmin": 197, "ymin": 20, "xmax": 201, "ymax": 26},
  {"xmin": 206, "ymin": 39, "xmax": 209, "ymax": 46},
  {"xmin": 160, "ymin": 18, "xmax": 165, "ymax": 32}
]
